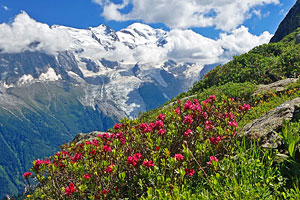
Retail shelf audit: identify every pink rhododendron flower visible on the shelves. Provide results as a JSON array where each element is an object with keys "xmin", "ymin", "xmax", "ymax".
[
  {"xmin": 148, "ymin": 122, "xmax": 155, "ymax": 129},
  {"xmin": 102, "ymin": 145, "xmax": 112, "ymax": 152},
  {"xmin": 202, "ymin": 98, "xmax": 210, "ymax": 105},
  {"xmin": 65, "ymin": 183, "xmax": 77, "ymax": 196},
  {"xmin": 23, "ymin": 172, "xmax": 32, "ymax": 178},
  {"xmin": 98, "ymin": 133, "xmax": 111, "ymax": 139},
  {"xmin": 74, "ymin": 153, "xmax": 83, "ymax": 161},
  {"xmin": 90, "ymin": 150, "xmax": 96, "ymax": 155},
  {"xmin": 203, "ymin": 112, "xmax": 208, "ymax": 119},
  {"xmin": 139, "ymin": 122, "xmax": 148, "ymax": 130},
  {"xmin": 174, "ymin": 154, "xmax": 184, "ymax": 161},
  {"xmin": 158, "ymin": 129, "xmax": 166, "ymax": 135},
  {"xmin": 34, "ymin": 159, "xmax": 49, "ymax": 170},
  {"xmin": 92, "ymin": 139, "xmax": 98, "ymax": 146},
  {"xmin": 61, "ymin": 151, "xmax": 69, "ymax": 156},
  {"xmin": 184, "ymin": 100, "xmax": 193, "ymax": 110},
  {"xmin": 105, "ymin": 164, "xmax": 114, "ymax": 173},
  {"xmin": 184, "ymin": 129, "xmax": 192, "ymax": 137},
  {"xmin": 209, "ymin": 95, "xmax": 216, "ymax": 102},
  {"xmin": 207, "ymin": 156, "xmax": 218, "ymax": 165},
  {"xmin": 102, "ymin": 189, "xmax": 108, "ymax": 195},
  {"xmin": 155, "ymin": 120, "xmax": 164, "ymax": 129},
  {"xmin": 228, "ymin": 121, "xmax": 238, "ymax": 127},
  {"xmin": 193, "ymin": 99, "xmax": 199, "ymax": 105},
  {"xmin": 183, "ymin": 115, "xmax": 193, "ymax": 124},
  {"xmin": 127, "ymin": 156, "xmax": 137, "ymax": 166},
  {"xmin": 174, "ymin": 107, "xmax": 181, "ymax": 115},
  {"xmin": 240, "ymin": 104, "xmax": 251, "ymax": 111},
  {"xmin": 127, "ymin": 153, "xmax": 142, "ymax": 166},
  {"xmin": 205, "ymin": 120, "xmax": 214, "ymax": 131},
  {"xmin": 185, "ymin": 168, "xmax": 195, "ymax": 177},
  {"xmin": 139, "ymin": 122, "xmax": 153, "ymax": 133},
  {"xmin": 44, "ymin": 159, "xmax": 51, "ymax": 165},
  {"xmin": 243, "ymin": 104, "xmax": 251, "ymax": 110},
  {"xmin": 114, "ymin": 123, "xmax": 122, "ymax": 129},
  {"xmin": 116, "ymin": 131, "xmax": 126, "ymax": 144},
  {"xmin": 223, "ymin": 112, "xmax": 235, "ymax": 119},
  {"xmin": 134, "ymin": 153, "xmax": 143, "ymax": 160},
  {"xmin": 142, "ymin": 160, "xmax": 155, "ymax": 167},
  {"xmin": 191, "ymin": 104, "xmax": 201, "ymax": 112},
  {"xmin": 84, "ymin": 173, "xmax": 91, "ymax": 180},
  {"xmin": 157, "ymin": 113, "xmax": 166, "ymax": 121},
  {"xmin": 210, "ymin": 136, "xmax": 224, "ymax": 145},
  {"xmin": 78, "ymin": 143, "xmax": 84, "ymax": 148}
]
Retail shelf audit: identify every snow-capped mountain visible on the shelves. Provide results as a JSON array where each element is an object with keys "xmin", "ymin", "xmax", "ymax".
[{"xmin": 0, "ymin": 23, "xmax": 205, "ymax": 118}]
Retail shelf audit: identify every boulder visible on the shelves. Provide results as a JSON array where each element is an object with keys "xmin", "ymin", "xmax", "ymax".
[
  {"xmin": 254, "ymin": 78, "xmax": 298, "ymax": 95},
  {"xmin": 240, "ymin": 97, "xmax": 300, "ymax": 148},
  {"xmin": 72, "ymin": 131, "xmax": 105, "ymax": 145}
]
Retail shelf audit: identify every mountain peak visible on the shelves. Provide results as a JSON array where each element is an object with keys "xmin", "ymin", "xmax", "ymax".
[{"xmin": 126, "ymin": 23, "xmax": 155, "ymax": 31}]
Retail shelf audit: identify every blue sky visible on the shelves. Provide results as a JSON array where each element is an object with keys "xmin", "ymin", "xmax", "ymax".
[{"xmin": 0, "ymin": 0, "xmax": 296, "ymax": 39}]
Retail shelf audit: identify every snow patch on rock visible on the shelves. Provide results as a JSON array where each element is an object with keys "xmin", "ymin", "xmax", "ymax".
[
  {"xmin": 39, "ymin": 68, "xmax": 61, "ymax": 81},
  {"xmin": 18, "ymin": 74, "xmax": 34, "ymax": 85}
]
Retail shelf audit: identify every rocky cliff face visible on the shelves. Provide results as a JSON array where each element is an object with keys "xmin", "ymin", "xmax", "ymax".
[{"xmin": 270, "ymin": 0, "xmax": 300, "ymax": 43}]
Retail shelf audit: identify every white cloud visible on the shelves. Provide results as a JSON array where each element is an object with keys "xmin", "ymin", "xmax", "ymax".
[
  {"xmin": 0, "ymin": 13, "xmax": 272, "ymax": 65},
  {"xmin": 91, "ymin": 25, "xmax": 272, "ymax": 64},
  {"xmin": 252, "ymin": 9, "xmax": 262, "ymax": 18},
  {"xmin": 165, "ymin": 29, "xmax": 224, "ymax": 64},
  {"xmin": 164, "ymin": 26, "xmax": 272, "ymax": 64},
  {"xmin": 0, "ymin": 11, "xmax": 71, "ymax": 54},
  {"xmin": 94, "ymin": 0, "xmax": 280, "ymax": 31},
  {"xmin": 2, "ymin": 5, "xmax": 9, "ymax": 11},
  {"xmin": 217, "ymin": 26, "xmax": 273, "ymax": 62}
]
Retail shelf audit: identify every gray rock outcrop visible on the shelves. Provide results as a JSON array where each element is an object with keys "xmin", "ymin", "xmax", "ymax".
[
  {"xmin": 254, "ymin": 78, "xmax": 298, "ymax": 95},
  {"xmin": 72, "ymin": 131, "xmax": 106, "ymax": 145},
  {"xmin": 241, "ymin": 97, "xmax": 300, "ymax": 148}
]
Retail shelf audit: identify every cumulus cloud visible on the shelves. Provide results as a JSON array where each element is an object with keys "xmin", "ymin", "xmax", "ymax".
[
  {"xmin": 0, "ymin": 12, "xmax": 272, "ymax": 65},
  {"xmin": 0, "ymin": 11, "xmax": 71, "ymax": 54},
  {"xmin": 217, "ymin": 26, "xmax": 273, "ymax": 62},
  {"xmin": 90, "ymin": 25, "xmax": 272, "ymax": 64},
  {"xmin": 93, "ymin": 0, "xmax": 279, "ymax": 31},
  {"xmin": 166, "ymin": 29, "xmax": 223, "ymax": 64},
  {"xmin": 164, "ymin": 26, "xmax": 272, "ymax": 64}
]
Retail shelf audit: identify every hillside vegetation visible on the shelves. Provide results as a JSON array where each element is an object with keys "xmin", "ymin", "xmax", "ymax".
[{"xmin": 20, "ymin": 28, "xmax": 300, "ymax": 199}]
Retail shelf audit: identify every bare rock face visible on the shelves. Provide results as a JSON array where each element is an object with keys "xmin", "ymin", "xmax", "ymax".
[
  {"xmin": 296, "ymin": 33, "xmax": 300, "ymax": 44},
  {"xmin": 254, "ymin": 78, "xmax": 298, "ymax": 94},
  {"xmin": 72, "ymin": 131, "xmax": 105, "ymax": 144},
  {"xmin": 241, "ymin": 97, "xmax": 300, "ymax": 148},
  {"xmin": 270, "ymin": 0, "xmax": 300, "ymax": 43}
]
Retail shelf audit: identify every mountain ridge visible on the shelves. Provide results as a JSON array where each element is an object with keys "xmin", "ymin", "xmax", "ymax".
[{"xmin": 270, "ymin": 0, "xmax": 300, "ymax": 43}]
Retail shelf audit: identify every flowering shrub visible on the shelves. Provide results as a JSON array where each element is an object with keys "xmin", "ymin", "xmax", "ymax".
[{"xmin": 24, "ymin": 96, "xmax": 250, "ymax": 199}]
